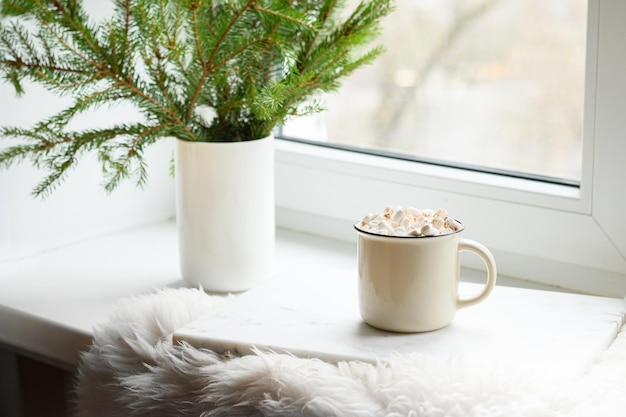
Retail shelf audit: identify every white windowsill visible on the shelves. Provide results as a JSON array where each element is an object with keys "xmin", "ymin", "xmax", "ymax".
[{"xmin": 0, "ymin": 220, "xmax": 602, "ymax": 371}]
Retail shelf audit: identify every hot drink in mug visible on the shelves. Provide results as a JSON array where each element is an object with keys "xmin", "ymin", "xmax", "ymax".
[{"xmin": 355, "ymin": 206, "xmax": 497, "ymax": 332}]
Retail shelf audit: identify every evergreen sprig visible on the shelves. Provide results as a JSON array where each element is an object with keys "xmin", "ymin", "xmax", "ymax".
[{"xmin": 0, "ymin": 0, "xmax": 392, "ymax": 196}]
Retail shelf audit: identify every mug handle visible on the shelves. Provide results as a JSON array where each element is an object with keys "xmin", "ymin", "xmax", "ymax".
[{"xmin": 456, "ymin": 238, "xmax": 497, "ymax": 309}]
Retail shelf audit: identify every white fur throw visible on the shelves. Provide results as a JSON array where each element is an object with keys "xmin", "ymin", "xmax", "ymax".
[{"xmin": 75, "ymin": 287, "xmax": 626, "ymax": 416}]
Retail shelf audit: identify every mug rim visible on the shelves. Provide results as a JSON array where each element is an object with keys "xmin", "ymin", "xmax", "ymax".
[{"xmin": 353, "ymin": 218, "xmax": 465, "ymax": 239}]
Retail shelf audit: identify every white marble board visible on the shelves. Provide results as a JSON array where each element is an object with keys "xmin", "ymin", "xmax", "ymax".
[{"xmin": 173, "ymin": 267, "xmax": 626, "ymax": 377}]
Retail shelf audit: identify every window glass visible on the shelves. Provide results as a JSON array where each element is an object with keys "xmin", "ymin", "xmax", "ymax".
[{"xmin": 281, "ymin": 0, "xmax": 587, "ymax": 183}]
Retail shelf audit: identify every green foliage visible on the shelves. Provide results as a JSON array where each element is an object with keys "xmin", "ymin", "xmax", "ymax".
[{"xmin": 0, "ymin": 0, "xmax": 392, "ymax": 196}]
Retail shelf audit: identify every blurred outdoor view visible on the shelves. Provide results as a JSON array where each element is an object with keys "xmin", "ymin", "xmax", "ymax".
[{"xmin": 282, "ymin": 0, "xmax": 587, "ymax": 182}]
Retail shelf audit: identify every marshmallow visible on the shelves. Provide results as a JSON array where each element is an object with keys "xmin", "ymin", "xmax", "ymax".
[
  {"xmin": 390, "ymin": 209, "xmax": 405, "ymax": 225},
  {"xmin": 393, "ymin": 227, "xmax": 407, "ymax": 236},
  {"xmin": 406, "ymin": 206, "xmax": 422, "ymax": 217},
  {"xmin": 445, "ymin": 217, "xmax": 462, "ymax": 232},
  {"xmin": 435, "ymin": 208, "xmax": 448, "ymax": 218},
  {"xmin": 431, "ymin": 216, "xmax": 444, "ymax": 230},
  {"xmin": 420, "ymin": 224, "xmax": 440, "ymax": 236},
  {"xmin": 379, "ymin": 219, "xmax": 395, "ymax": 234},
  {"xmin": 356, "ymin": 206, "xmax": 463, "ymax": 237}
]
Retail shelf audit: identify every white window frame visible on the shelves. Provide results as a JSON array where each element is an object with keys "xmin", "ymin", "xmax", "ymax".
[{"xmin": 275, "ymin": 0, "xmax": 626, "ymax": 297}]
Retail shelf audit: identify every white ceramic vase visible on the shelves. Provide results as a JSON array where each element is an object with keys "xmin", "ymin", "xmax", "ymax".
[{"xmin": 175, "ymin": 135, "xmax": 275, "ymax": 292}]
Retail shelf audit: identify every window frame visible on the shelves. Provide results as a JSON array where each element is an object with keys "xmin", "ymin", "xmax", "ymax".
[{"xmin": 274, "ymin": 0, "xmax": 626, "ymax": 297}]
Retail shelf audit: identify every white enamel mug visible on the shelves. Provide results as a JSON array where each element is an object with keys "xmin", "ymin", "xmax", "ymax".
[{"xmin": 355, "ymin": 221, "xmax": 497, "ymax": 332}]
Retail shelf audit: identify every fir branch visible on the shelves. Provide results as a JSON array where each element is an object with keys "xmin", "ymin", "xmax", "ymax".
[
  {"xmin": 31, "ymin": 87, "xmax": 132, "ymax": 132},
  {"xmin": 0, "ymin": 0, "xmax": 393, "ymax": 196},
  {"xmin": 101, "ymin": 122, "xmax": 172, "ymax": 192},
  {"xmin": 190, "ymin": 2, "xmax": 206, "ymax": 66},
  {"xmin": 252, "ymin": 4, "xmax": 315, "ymax": 31},
  {"xmin": 299, "ymin": 0, "xmax": 338, "ymax": 66},
  {"xmin": 186, "ymin": 0, "xmax": 257, "ymax": 121}
]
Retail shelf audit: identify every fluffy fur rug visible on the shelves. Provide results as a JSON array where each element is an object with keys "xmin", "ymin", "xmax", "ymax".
[{"xmin": 75, "ymin": 287, "xmax": 626, "ymax": 417}]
